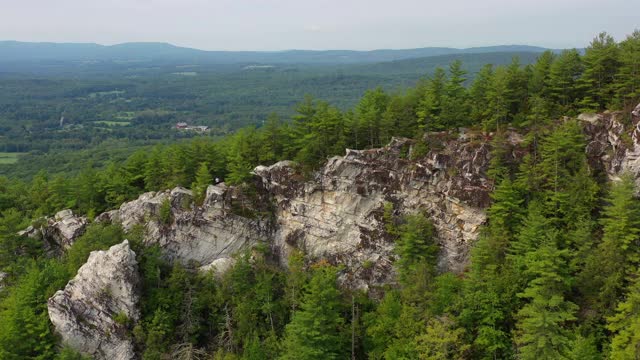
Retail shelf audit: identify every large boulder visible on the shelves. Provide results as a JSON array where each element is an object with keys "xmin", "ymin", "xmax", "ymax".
[
  {"xmin": 18, "ymin": 209, "xmax": 88, "ymax": 255},
  {"xmin": 48, "ymin": 240, "xmax": 140, "ymax": 360}
]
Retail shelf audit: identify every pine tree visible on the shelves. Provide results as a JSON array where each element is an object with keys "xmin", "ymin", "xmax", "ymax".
[
  {"xmin": 579, "ymin": 32, "xmax": 620, "ymax": 111},
  {"xmin": 364, "ymin": 290, "xmax": 403, "ymax": 359},
  {"xmin": 415, "ymin": 316, "xmax": 469, "ymax": 360},
  {"xmin": 395, "ymin": 213, "xmax": 439, "ymax": 284},
  {"xmin": 259, "ymin": 112, "xmax": 284, "ymax": 164},
  {"xmin": 548, "ymin": 49, "xmax": 583, "ymax": 114},
  {"xmin": 417, "ymin": 68, "xmax": 446, "ymax": 131},
  {"xmin": 280, "ymin": 265, "xmax": 347, "ymax": 360},
  {"xmin": 515, "ymin": 234, "xmax": 577, "ymax": 360},
  {"xmin": 440, "ymin": 60, "xmax": 470, "ymax": 128},
  {"xmin": 615, "ymin": 30, "xmax": 640, "ymax": 110},
  {"xmin": 487, "ymin": 178, "xmax": 524, "ymax": 236},
  {"xmin": 592, "ymin": 175, "xmax": 640, "ymax": 311},
  {"xmin": 469, "ymin": 64, "xmax": 494, "ymax": 125},
  {"xmin": 191, "ymin": 162, "xmax": 211, "ymax": 205},
  {"xmin": 529, "ymin": 51, "xmax": 555, "ymax": 98},
  {"xmin": 607, "ymin": 272, "xmax": 640, "ymax": 359},
  {"xmin": 226, "ymin": 128, "xmax": 260, "ymax": 185},
  {"xmin": 567, "ymin": 334, "xmax": 601, "ymax": 360},
  {"xmin": 459, "ymin": 232, "xmax": 514, "ymax": 359},
  {"xmin": 356, "ymin": 88, "xmax": 389, "ymax": 148},
  {"xmin": 504, "ymin": 57, "xmax": 528, "ymax": 124},
  {"xmin": 485, "ymin": 67, "xmax": 510, "ymax": 131}
]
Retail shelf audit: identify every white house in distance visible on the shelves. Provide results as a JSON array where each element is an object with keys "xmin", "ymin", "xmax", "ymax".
[{"xmin": 175, "ymin": 122, "xmax": 209, "ymax": 132}]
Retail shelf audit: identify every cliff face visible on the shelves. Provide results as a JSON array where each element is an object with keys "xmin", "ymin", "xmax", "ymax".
[
  {"xmin": 255, "ymin": 135, "xmax": 492, "ymax": 289},
  {"xmin": 100, "ymin": 107, "xmax": 640, "ymax": 286},
  {"xmin": 96, "ymin": 184, "xmax": 269, "ymax": 272},
  {"xmin": 74, "ymin": 134, "xmax": 494, "ymax": 292},
  {"xmin": 581, "ymin": 106, "xmax": 640, "ymax": 186},
  {"xmin": 40, "ymin": 104, "xmax": 640, "ymax": 357},
  {"xmin": 48, "ymin": 240, "xmax": 140, "ymax": 360},
  {"xmin": 37, "ymin": 105, "xmax": 640, "ymax": 292}
]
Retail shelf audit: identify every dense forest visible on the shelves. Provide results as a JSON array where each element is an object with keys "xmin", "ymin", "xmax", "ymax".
[
  {"xmin": 0, "ymin": 29, "xmax": 639, "ymax": 359},
  {"xmin": 0, "ymin": 50, "xmax": 542, "ymax": 179}
]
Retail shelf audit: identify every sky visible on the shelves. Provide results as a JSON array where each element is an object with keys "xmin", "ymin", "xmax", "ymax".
[{"xmin": 0, "ymin": 0, "xmax": 637, "ymax": 51}]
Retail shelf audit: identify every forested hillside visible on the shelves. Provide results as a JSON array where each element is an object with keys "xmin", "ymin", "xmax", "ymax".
[
  {"xmin": 0, "ymin": 30, "xmax": 639, "ymax": 359},
  {"xmin": 0, "ymin": 50, "xmax": 545, "ymax": 179}
]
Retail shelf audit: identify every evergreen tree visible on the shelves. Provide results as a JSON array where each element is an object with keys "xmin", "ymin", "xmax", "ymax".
[
  {"xmin": 440, "ymin": 60, "xmax": 470, "ymax": 128},
  {"xmin": 364, "ymin": 291, "xmax": 403, "ymax": 359},
  {"xmin": 529, "ymin": 51, "xmax": 555, "ymax": 98},
  {"xmin": 548, "ymin": 49, "xmax": 583, "ymax": 114},
  {"xmin": 356, "ymin": 87, "xmax": 389, "ymax": 148},
  {"xmin": 579, "ymin": 32, "xmax": 620, "ymax": 111},
  {"xmin": 280, "ymin": 265, "xmax": 347, "ymax": 360},
  {"xmin": 615, "ymin": 30, "xmax": 640, "ymax": 109},
  {"xmin": 192, "ymin": 162, "xmax": 211, "ymax": 205},
  {"xmin": 469, "ymin": 64, "xmax": 494, "ymax": 125},
  {"xmin": 591, "ymin": 175, "xmax": 640, "ymax": 311},
  {"xmin": 415, "ymin": 316, "xmax": 469, "ymax": 360},
  {"xmin": 417, "ymin": 68, "xmax": 447, "ymax": 131},
  {"xmin": 515, "ymin": 234, "xmax": 577, "ymax": 360},
  {"xmin": 485, "ymin": 67, "xmax": 510, "ymax": 130},
  {"xmin": 607, "ymin": 272, "xmax": 640, "ymax": 359},
  {"xmin": 395, "ymin": 213, "xmax": 439, "ymax": 285}
]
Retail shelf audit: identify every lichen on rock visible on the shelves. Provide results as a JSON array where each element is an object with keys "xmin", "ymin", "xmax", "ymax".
[
  {"xmin": 48, "ymin": 240, "xmax": 140, "ymax": 360},
  {"xmin": 18, "ymin": 209, "xmax": 88, "ymax": 256}
]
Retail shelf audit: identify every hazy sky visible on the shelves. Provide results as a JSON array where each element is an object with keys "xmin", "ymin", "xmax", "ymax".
[{"xmin": 0, "ymin": 0, "xmax": 637, "ymax": 50}]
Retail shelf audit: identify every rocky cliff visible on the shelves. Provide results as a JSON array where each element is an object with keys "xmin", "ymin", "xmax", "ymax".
[
  {"xmin": 48, "ymin": 240, "xmax": 140, "ymax": 360},
  {"xmin": 96, "ymin": 184, "xmax": 270, "ymax": 273},
  {"xmin": 40, "ymin": 104, "xmax": 640, "ymax": 357},
  {"xmin": 35, "ymin": 104, "xmax": 640, "ymax": 292},
  {"xmin": 18, "ymin": 209, "xmax": 88, "ymax": 256},
  {"xmin": 581, "ymin": 105, "xmax": 640, "ymax": 186},
  {"xmin": 83, "ymin": 134, "xmax": 494, "ymax": 291},
  {"xmin": 255, "ymin": 135, "xmax": 493, "ymax": 289}
]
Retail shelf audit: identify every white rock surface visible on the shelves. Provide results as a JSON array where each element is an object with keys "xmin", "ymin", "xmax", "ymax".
[
  {"xmin": 256, "ymin": 136, "xmax": 491, "ymax": 290},
  {"xmin": 581, "ymin": 103, "xmax": 640, "ymax": 188},
  {"xmin": 48, "ymin": 240, "xmax": 140, "ymax": 360},
  {"xmin": 18, "ymin": 209, "xmax": 88, "ymax": 255},
  {"xmin": 97, "ymin": 186, "xmax": 267, "ymax": 267},
  {"xmin": 0, "ymin": 271, "xmax": 7, "ymax": 291}
]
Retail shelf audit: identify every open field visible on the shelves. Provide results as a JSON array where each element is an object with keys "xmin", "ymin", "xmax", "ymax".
[
  {"xmin": 0, "ymin": 152, "xmax": 26, "ymax": 164},
  {"xmin": 93, "ymin": 121, "xmax": 132, "ymax": 126}
]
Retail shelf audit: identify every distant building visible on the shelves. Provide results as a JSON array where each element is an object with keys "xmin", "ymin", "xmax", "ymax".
[{"xmin": 175, "ymin": 122, "xmax": 209, "ymax": 132}]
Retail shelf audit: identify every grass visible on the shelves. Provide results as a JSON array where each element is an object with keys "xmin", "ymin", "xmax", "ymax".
[
  {"xmin": 115, "ymin": 112, "xmax": 136, "ymax": 120},
  {"xmin": 93, "ymin": 121, "xmax": 131, "ymax": 126},
  {"xmin": 0, "ymin": 152, "xmax": 26, "ymax": 164}
]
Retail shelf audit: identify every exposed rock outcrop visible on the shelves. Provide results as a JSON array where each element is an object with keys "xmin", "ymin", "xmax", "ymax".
[
  {"xmin": 44, "ymin": 104, "xmax": 640, "ymax": 294},
  {"xmin": 256, "ymin": 135, "xmax": 493, "ymax": 290},
  {"xmin": 0, "ymin": 271, "xmax": 7, "ymax": 291},
  {"xmin": 581, "ymin": 106, "xmax": 640, "ymax": 186},
  {"xmin": 97, "ymin": 185, "xmax": 269, "ymax": 268},
  {"xmin": 48, "ymin": 240, "xmax": 140, "ymax": 360},
  {"xmin": 18, "ymin": 209, "xmax": 88, "ymax": 255}
]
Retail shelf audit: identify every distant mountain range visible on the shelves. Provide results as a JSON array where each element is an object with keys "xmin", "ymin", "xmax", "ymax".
[{"xmin": 0, "ymin": 40, "xmax": 556, "ymax": 65}]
